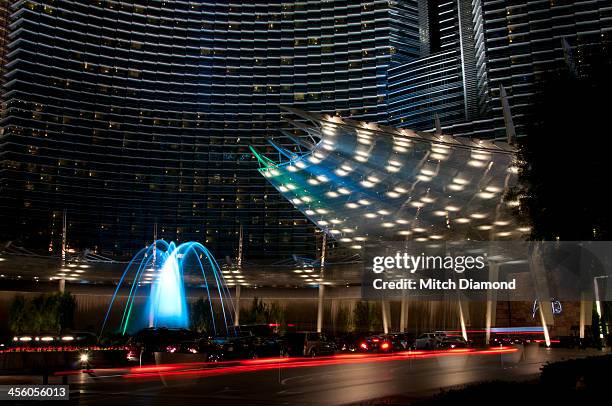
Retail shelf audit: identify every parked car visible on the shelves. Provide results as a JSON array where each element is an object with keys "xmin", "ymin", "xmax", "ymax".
[
  {"xmin": 284, "ymin": 332, "xmax": 335, "ymax": 357},
  {"xmin": 254, "ymin": 335, "xmax": 286, "ymax": 358},
  {"xmin": 212, "ymin": 334, "xmax": 259, "ymax": 360},
  {"xmin": 235, "ymin": 324, "xmax": 286, "ymax": 358},
  {"xmin": 356, "ymin": 335, "xmax": 393, "ymax": 353},
  {"xmin": 125, "ymin": 328, "xmax": 200, "ymax": 362},
  {"xmin": 166, "ymin": 337, "xmax": 222, "ymax": 361},
  {"xmin": 196, "ymin": 337, "xmax": 223, "ymax": 358},
  {"xmin": 334, "ymin": 333, "xmax": 369, "ymax": 353},
  {"xmin": 237, "ymin": 324, "xmax": 279, "ymax": 337},
  {"xmin": 491, "ymin": 336, "xmax": 527, "ymax": 346},
  {"xmin": 384, "ymin": 333, "xmax": 415, "ymax": 351},
  {"xmin": 438, "ymin": 336, "xmax": 469, "ymax": 349},
  {"xmin": 414, "ymin": 332, "xmax": 446, "ymax": 350}
]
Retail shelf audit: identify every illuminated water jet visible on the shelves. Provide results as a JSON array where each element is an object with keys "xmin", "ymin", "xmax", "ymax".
[{"xmin": 101, "ymin": 240, "xmax": 234, "ymax": 336}]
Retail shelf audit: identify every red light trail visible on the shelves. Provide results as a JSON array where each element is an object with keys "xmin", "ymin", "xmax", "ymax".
[{"xmin": 122, "ymin": 347, "xmax": 518, "ymax": 380}]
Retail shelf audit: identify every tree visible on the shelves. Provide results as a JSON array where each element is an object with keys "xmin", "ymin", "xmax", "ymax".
[
  {"xmin": 8, "ymin": 295, "xmax": 27, "ymax": 334},
  {"xmin": 57, "ymin": 292, "xmax": 76, "ymax": 331},
  {"xmin": 242, "ymin": 297, "xmax": 268, "ymax": 324},
  {"xmin": 266, "ymin": 302, "xmax": 285, "ymax": 326},
  {"xmin": 189, "ymin": 298, "xmax": 214, "ymax": 334},
  {"xmin": 8, "ymin": 292, "xmax": 77, "ymax": 334},
  {"xmin": 335, "ymin": 305, "xmax": 353, "ymax": 333},
  {"xmin": 31, "ymin": 294, "xmax": 59, "ymax": 333},
  {"xmin": 240, "ymin": 297, "xmax": 286, "ymax": 326},
  {"xmin": 353, "ymin": 301, "xmax": 381, "ymax": 332},
  {"xmin": 509, "ymin": 49, "xmax": 612, "ymax": 240},
  {"xmin": 508, "ymin": 50, "xmax": 612, "ymax": 341}
]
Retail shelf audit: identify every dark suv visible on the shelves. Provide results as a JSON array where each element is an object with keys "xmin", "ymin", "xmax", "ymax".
[
  {"xmin": 126, "ymin": 328, "xmax": 200, "ymax": 362},
  {"xmin": 212, "ymin": 333, "xmax": 259, "ymax": 360},
  {"xmin": 284, "ymin": 332, "xmax": 335, "ymax": 357}
]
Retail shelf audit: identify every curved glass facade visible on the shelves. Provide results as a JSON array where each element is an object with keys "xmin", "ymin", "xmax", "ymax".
[{"xmin": 0, "ymin": 0, "xmax": 415, "ymax": 258}]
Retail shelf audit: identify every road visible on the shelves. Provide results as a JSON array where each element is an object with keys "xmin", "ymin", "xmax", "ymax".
[{"xmin": 0, "ymin": 346, "xmax": 604, "ymax": 405}]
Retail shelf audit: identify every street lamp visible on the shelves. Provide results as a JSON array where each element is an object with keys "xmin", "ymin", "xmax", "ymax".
[{"xmin": 594, "ymin": 276, "xmax": 609, "ymax": 340}]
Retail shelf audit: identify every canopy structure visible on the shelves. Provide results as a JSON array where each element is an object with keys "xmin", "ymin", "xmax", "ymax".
[{"xmin": 254, "ymin": 107, "xmax": 525, "ymax": 248}]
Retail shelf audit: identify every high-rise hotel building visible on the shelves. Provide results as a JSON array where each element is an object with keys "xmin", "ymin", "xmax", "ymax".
[
  {"xmin": 388, "ymin": 0, "xmax": 485, "ymax": 130},
  {"xmin": 389, "ymin": 0, "xmax": 611, "ymax": 138},
  {"xmin": 0, "ymin": 0, "xmax": 419, "ymax": 259},
  {"xmin": 0, "ymin": 1, "xmax": 610, "ymax": 259},
  {"xmin": 465, "ymin": 0, "xmax": 612, "ymax": 138}
]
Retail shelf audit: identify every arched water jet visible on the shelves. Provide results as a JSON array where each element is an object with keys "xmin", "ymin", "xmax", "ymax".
[{"xmin": 100, "ymin": 240, "xmax": 234, "ymax": 336}]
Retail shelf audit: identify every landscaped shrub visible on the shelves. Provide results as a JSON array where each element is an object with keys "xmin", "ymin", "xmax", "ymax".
[{"xmin": 8, "ymin": 292, "xmax": 76, "ymax": 334}]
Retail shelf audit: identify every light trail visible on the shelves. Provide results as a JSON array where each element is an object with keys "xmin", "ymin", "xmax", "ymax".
[{"xmin": 122, "ymin": 347, "xmax": 518, "ymax": 380}]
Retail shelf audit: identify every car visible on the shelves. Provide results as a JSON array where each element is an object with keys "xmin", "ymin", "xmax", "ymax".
[
  {"xmin": 208, "ymin": 326, "xmax": 287, "ymax": 361},
  {"xmin": 384, "ymin": 333, "xmax": 415, "ymax": 351},
  {"xmin": 334, "ymin": 333, "xmax": 369, "ymax": 352},
  {"xmin": 491, "ymin": 336, "xmax": 526, "ymax": 346},
  {"xmin": 438, "ymin": 336, "xmax": 469, "ymax": 349},
  {"xmin": 236, "ymin": 324, "xmax": 279, "ymax": 337},
  {"xmin": 212, "ymin": 334, "xmax": 259, "ymax": 360},
  {"xmin": 254, "ymin": 335, "xmax": 286, "ymax": 358},
  {"xmin": 176, "ymin": 337, "xmax": 221, "ymax": 361},
  {"xmin": 125, "ymin": 328, "xmax": 200, "ymax": 362},
  {"xmin": 234, "ymin": 324, "xmax": 286, "ymax": 358},
  {"xmin": 283, "ymin": 332, "xmax": 335, "ymax": 357},
  {"xmin": 356, "ymin": 335, "xmax": 393, "ymax": 353},
  {"xmin": 414, "ymin": 332, "xmax": 446, "ymax": 350}
]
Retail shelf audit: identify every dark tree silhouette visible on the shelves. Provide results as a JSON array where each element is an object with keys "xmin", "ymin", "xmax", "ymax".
[
  {"xmin": 240, "ymin": 297, "xmax": 285, "ymax": 326},
  {"xmin": 510, "ymin": 49, "xmax": 612, "ymax": 240},
  {"xmin": 189, "ymin": 297, "xmax": 215, "ymax": 334},
  {"xmin": 8, "ymin": 292, "xmax": 77, "ymax": 334},
  {"xmin": 353, "ymin": 301, "xmax": 382, "ymax": 333}
]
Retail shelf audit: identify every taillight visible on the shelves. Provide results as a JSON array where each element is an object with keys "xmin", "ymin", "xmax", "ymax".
[
  {"xmin": 381, "ymin": 342, "xmax": 390, "ymax": 350},
  {"xmin": 359, "ymin": 342, "xmax": 368, "ymax": 350}
]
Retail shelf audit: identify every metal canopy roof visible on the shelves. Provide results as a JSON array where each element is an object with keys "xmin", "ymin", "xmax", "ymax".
[{"xmin": 256, "ymin": 108, "xmax": 524, "ymax": 248}]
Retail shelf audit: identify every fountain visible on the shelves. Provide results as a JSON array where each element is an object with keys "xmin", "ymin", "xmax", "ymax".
[{"xmin": 101, "ymin": 240, "xmax": 234, "ymax": 336}]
